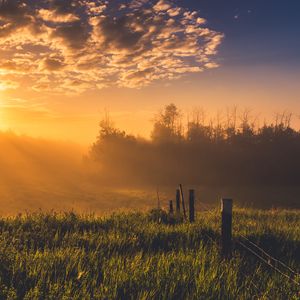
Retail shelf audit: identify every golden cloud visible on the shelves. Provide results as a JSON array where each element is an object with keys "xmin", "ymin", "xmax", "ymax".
[
  {"xmin": 0, "ymin": 79, "xmax": 19, "ymax": 90},
  {"xmin": 0, "ymin": 0, "xmax": 224, "ymax": 93}
]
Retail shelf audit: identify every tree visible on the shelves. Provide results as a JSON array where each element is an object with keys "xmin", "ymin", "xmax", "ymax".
[
  {"xmin": 151, "ymin": 103, "xmax": 183, "ymax": 142},
  {"xmin": 96, "ymin": 111, "xmax": 125, "ymax": 141},
  {"xmin": 89, "ymin": 111, "xmax": 129, "ymax": 162}
]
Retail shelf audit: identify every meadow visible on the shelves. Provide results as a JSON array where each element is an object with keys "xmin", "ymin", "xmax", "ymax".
[{"xmin": 0, "ymin": 209, "xmax": 299, "ymax": 299}]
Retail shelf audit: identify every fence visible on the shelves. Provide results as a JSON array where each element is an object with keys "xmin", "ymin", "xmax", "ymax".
[{"xmin": 162, "ymin": 186, "xmax": 300, "ymax": 291}]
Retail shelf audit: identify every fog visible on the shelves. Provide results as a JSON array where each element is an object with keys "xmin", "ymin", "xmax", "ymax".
[
  {"xmin": 0, "ymin": 123, "xmax": 300, "ymax": 216},
  {"xmin": 0, "ymin": 132, "xmax": 142, "ymax": 214},
  {"xmin": 1, "ymin": 103, "xmax": 300, "ymax": 216}
]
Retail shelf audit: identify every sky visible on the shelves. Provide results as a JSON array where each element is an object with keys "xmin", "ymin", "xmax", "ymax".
[{"xmin": 0, "ymin": 0, "xmax": 299, "ymax": 144}]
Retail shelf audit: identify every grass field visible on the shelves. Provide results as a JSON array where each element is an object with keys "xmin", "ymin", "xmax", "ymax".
[{"xmin": 0, "ymin": 209, "xmax": 299, "ymax": 299}]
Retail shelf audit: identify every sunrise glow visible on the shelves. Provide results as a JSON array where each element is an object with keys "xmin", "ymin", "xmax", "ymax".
[
  {"xmin": 0, "ymin": 0, "xmax": 297, "ymax": 144},
  {"xmin": 0, "ymin": 2, "xmax": 300, "ymax": 297}
]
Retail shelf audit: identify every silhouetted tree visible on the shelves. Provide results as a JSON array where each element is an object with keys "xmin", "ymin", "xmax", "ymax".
[
  {"xmin": 88, "ymin": 104, "xmax": 300, "ymax": 188},
  {"xmin": 151, "ymin": 103, "xmax": 183, "ymax": 143}
]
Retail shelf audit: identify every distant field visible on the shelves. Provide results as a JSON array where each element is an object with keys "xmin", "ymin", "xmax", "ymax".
[
  {"xmin": 1, "ymin": 183, "xmax": 300, "ymax": 215},
  {"xmin": 0, "ymin": 209, "xmax": 299, "ymax": 299}
]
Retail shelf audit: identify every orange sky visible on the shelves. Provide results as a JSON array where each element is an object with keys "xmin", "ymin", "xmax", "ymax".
[
  {"xmin": 1, "ymin": 64, "xmax": 300, "ymax": 145},
  {"xmin": 0, "ymin": 0, "xmax": 300, "ymax": 145}
]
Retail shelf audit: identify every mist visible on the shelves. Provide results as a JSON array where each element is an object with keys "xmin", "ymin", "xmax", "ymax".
[
  {"xmin": 87, "ymin": 104, "xmax": 300, "ymax": 209},
  {"xmin": 0, "ymin": 131, "xmax": 159, "ymax": 215},
  {"xmin": 1, "ymin": 103, "xmax": 300, "ymax": 215}
]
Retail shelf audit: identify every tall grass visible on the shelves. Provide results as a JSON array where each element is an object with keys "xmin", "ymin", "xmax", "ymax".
[{"xmin": 0, "ymin": 209, "xmax": 299, "ymax": 299}]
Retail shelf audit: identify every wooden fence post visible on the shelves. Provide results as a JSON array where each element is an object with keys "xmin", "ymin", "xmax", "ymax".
[
  {"xmin": 176, "ymin": 189, "xmax": 180, "ymax": 213},
  {"xmin": 169, "ymin": 200, "xmax": 174, "ymax": 214},
  {"xmin": 221, "ymin": 198, "xmax": 233, "ymax": 258},
  {"xmin": 189, "ymin": 190, "xmax": 195, "ymax": 223},
  {"xmin": 179, "ymin": 184, "xmax": 187, "ymax": 220}
]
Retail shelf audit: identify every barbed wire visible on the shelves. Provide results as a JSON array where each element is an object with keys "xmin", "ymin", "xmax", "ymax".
[
  {"xmin": 196, "ymin": 202, "xmax": 300, "ymax": 289},
  {"xmin": 199, "ymin": 218, "xmax": 263, "ymax": 296},
  {"xmin": 237, "ymin": 240, "xmax": 300, "ymax": 287},
  {"xmin": 240, "ymin": 234, "xmax": 300, "ymax": 278},
  {"xmin": 162, "ymin": 196, "xmax": 299, "ymax": 289},
  {"xmin": 197, "ymin": 202, "xmax": 299, "ymax": 279}
]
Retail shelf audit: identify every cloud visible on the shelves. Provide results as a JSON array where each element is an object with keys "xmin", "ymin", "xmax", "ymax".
[
  {"xmin": 42, "ymin": 57, "xmax": 65, "ymax": 71},
  {"xmin": 38, "ymin": 9, "xmax": 80, "ymax": 23},
  {"xmin": 51, "ymin": 21, "xmax": 90, "ymax": 49},
  {"xmin": 153, "ymin": 0, "xmax": 172, "ymax": 11},
  {"xmin": 0, "ymin": 79, "xmax": 19, "ymax": 90},
  {"xmin": 0, "ymin": 0, "xmax": 224, "ymax": 92}
]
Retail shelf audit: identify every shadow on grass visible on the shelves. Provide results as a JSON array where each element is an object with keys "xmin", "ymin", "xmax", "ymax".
[{"xmin": 236, "ymin": 233, "xmax": 300, "ymax": 264}]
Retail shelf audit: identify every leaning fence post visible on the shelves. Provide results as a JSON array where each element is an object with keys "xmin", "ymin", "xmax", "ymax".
[
  {"xmin": 169, "ymin": 200, "xmax": 174, "ymax": 214},
  {"xmin": 189, "ymin": 190, "xmax": 195, "ymax": 223},
  {"xmin": 176, "ymin": 189, "xmax": 181, "ymax": 213},
  {"xmin": 221, "ymin": 198, "xmax": 233, "ymax": 258},
  {"xmin": 179, "ymin": 184, "xmax": 187, "ymax": 220}
]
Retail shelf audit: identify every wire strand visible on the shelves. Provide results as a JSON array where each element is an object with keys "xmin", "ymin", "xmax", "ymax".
[
  {"xmin": 184, "ymin": 201, "xmax": 299, "ymax": 288},
  {"xmin": 237, "ymin": 240, "xmax": 300, "ymax": 287},
  {"xmin": 198, "ymin": 203, "xmax": 300, "ymax": 282},
  {"xmin": 240, "ymin": 235, "xmax": 299, "ymax": 277}
]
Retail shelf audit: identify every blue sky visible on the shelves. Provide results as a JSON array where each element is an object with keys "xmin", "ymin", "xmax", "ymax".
[{"xmin": 183, "ymin": 0, "xmax": 300, "ymax": 68}]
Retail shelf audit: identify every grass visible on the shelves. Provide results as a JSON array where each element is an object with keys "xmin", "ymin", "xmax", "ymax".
[{"xmin": 0, "ymin": 209, "xmax": 299, "ymax": 299}]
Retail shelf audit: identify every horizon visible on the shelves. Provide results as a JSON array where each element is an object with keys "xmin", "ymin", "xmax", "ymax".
[{"xmin": 1, "ymin": 104, "xmax": 300, "ymax": 147}]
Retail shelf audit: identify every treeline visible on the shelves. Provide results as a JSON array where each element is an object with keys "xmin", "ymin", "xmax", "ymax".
[{"xmin": 89, "ymin": 104, "xmax": 300, "ymax": 186}]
